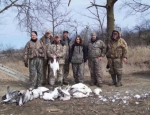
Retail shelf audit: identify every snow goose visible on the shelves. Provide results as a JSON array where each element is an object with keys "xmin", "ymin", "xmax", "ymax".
[{"xmin": 50, "ymin": 58, "xmax": 59, "ymax": 76}]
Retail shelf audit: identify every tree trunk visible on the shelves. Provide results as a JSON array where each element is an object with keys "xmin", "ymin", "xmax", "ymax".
[{"xmin": 106, "ymin": 0, "xmax": 116, "ymax": 39}]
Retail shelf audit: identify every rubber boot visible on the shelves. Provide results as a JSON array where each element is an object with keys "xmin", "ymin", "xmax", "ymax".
[
  {"xmin": 109, "ymin": 74, "xmax": 117, "ymax": 86},
  {"xmin": 97, "ymin": 83, "xmax": 103, "ymax": 87},
  {"xmin": 116, "ymin": 74, "xmax": 122, "ymax": 87}
]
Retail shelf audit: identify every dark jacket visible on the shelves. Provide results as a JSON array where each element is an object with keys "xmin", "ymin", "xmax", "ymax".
[
  {"xmin": 69, "ymin": 43, "xmax": 87, "ymax": 63},
  {"xmin": 61, "ymin": 37, "xmax": 71, "ymax": 46},
  {"xmin": 61, "ymin": 37, "xmax": 71, "ymax": 61}
]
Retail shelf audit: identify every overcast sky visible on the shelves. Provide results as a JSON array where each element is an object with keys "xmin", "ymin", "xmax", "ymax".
[{"xmin": 0, "ymin": 0, "xmax": 150, "ymax": 49}]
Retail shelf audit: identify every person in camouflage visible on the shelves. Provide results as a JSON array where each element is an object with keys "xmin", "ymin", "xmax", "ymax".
[
  {"xmin": 61, "ymin": 31, "xmax": 71, "ymax": 85},
  {"xmin": 47, "ymin": 34, "xmax": 67, "ymax": 87},
  {"xmin": 69, "ymin": 36, "xmax": 87, "ymax": 83},
  {"xmin": 24, "ymin": 31, "xmax": 45, "ymax": 88},
  {"xmin": 88, "ymin": 32, "xmax": 106, "ymax": 87},
  {"xmin": 40, "ymin": 30, "xmax": 53, "ymax": 85},
  {"xmin": 106, "ymin": 30, "xmax": 128, "ymax": 87}
]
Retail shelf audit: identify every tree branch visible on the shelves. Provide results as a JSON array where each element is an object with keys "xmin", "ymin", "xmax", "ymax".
[
  {"xmin": 0, "ymin": 0, "xmax": 18, "ymax": 13},
  {"xmin": 68, "ymin": 0, "xmax": 71, "ymax": 6},
  {"xmin": 87, "ymin": 2, "xmax": 106, "ymax": 9},
  {"xmin": 112, "ymin": 0, "xmax": 118, "ymax": 5}
]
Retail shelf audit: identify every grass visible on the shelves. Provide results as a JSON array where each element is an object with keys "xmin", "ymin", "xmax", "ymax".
[{"xmin": 0, "ymin": 46, "xmax": 150, "ymax": 78}]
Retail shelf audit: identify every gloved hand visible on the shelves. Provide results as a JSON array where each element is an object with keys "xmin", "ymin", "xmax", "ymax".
[
  {"xmin": 24, "ymin": 62, "xmax": 28, "ymax": 68},
  {"xmin": 106, "ymin": 64, "xmax": 110, "ymax": 69}
]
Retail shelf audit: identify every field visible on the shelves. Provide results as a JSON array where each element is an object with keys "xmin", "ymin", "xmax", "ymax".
[{"xmin": 0, "ymin": 46, "xmax": 150, "ymax": 115}]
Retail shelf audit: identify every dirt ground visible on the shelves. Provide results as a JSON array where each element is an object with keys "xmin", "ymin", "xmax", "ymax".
[{"xmin": 0, "ymin": 69, "xmax": 150, "ymax": 115}]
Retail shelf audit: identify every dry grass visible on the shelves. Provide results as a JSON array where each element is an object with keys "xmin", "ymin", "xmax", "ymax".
[
  {"xmin": 127, "ymin": 46, "xmax": 150, "ymax": 64},
  {"xmin": 0, "ymin": 46, "xmax": 150, "ymax": 77}
]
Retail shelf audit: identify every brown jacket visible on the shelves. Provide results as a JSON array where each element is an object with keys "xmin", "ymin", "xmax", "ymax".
[
  {"xmin": 40, "ymin": 35, "xmax": 54, "ymax": 59},
  {"xmin": 40, "ymin": 35, "xmax": 53, "ymax": 45},
  {"xmin": 47, "ymin": 42, "xmax": 67, "ymax": 64},
  {"xmin": 106, "ymin": 30, "xmax": 128, "ymax": 59},
  {"xmin": 24, "ymin": 40, "xmax": 45, "ymax": 63},
  {"xmin": 88, "ymin": 39, "xmax": 106, "ymax": 59}
]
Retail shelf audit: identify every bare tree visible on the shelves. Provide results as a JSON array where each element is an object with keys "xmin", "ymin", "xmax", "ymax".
[
  {"xmin": 123, "ymin": 0, "xmax": 150, "ymax": 15},
  {"xmin": 67, "ymin": 20, "xmax": 83, "ymax": 37},
  {"xmin": 0, "ymin": 0, "xmax": 37, "ymax": 32},
  {"xmin": 36, "ymin": 0, "xmax": 71, "ymax": 36},
  {"xmin": 79, "ymin": 0, "xmax": 106, "ymax": 38},
  {"xmin": 15, "ymin": 0, "xmax": 43, "ymax": 33},
  {"xmin": 87, "ymin": 0, "xmax": 117, "ymax": 39}
]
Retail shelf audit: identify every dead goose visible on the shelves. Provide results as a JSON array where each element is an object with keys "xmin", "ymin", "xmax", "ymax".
[
  {"xmin": 70, "ymin": 83, "xmax": 92, "ymax": 98},
  {"xmin": 72, "ymin": 92, "xmax": 89, "ymax": 98},
  {"xmin": 23, "ymin": 89, "xmax": 32, "ymax": 103},
  {"xmin": 16, "ymin": 90, "xmax": 26, "ymax": 106},
  {"xmin": 57, "ymin": 86, "xmax": 71, "ymax": 101},
  {"xmin": 93, "ymin": 88, "xmax": 102, "ymax": 96},
  {"xmin": 2, "ymin": 86, "xmax": 21, "ymax": 103},
  {"xmin": 42, "ymin": 92, "xmax": 55, "ymax": 101},
  {"xmin": 50, "ymin": 58, "xmax": 59, "ymax": 76},
  {"xmin": 70, "ymin": 83, "xmax": 92, "ymax": 94},
  {"xmin": 42, "ymin": 87, "xmax": 60, "ymax": 101},
  {"xmin": 30, "ymin": 87, "xmax": 49, "ymax": 100}
]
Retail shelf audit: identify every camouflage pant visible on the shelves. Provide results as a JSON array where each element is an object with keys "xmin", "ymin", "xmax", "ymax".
[
  {"xmin": 49, "ymin": 64, "xmax": 64, "ymax": 86},
  {"xmin": 107, "ymin": 58, "xmax": 123, "ymax": 74},
  {"xmin": 42, "ymin": 59, "xmax": 50, "ymax": 84},
  {"xmin": 63, "ymin": 61, "xmax": 70, "ymax": 82},
  {"xmin": 88, "ymin": 58, "xmax": 103, "ymax": 84},
  {"xmin": 72, "ymin": 63, "xmax": 84, "ymax": 83},
  {"xmin": 29, "ymin": 58, "xmax": 43, "ymax": 88}
]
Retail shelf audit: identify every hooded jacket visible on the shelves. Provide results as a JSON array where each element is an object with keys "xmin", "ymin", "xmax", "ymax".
[{"xmin": 106, "ymin": 30, "xmax": 128, "ymax": 59}]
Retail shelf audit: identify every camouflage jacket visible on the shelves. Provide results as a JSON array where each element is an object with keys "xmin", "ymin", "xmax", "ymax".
[
  {"xmin": 40, "ymin": 35, "xmax": 54, "ymax": 45},
  {"xmin": 24, "ymin": 39, "xmax": 45, "ymax": 63},
  {"xmin": 61, "ymin": 37, "xmax": 72, "ymax": 61},
  {"xmin": 47, "ymin": 42, "xmax": 67, "ymax": 64},
  {"xmin": 106, "ymin": 30, "xmax": 128, "ymax": 59},
  {"xmin": 40, "ymin": 35, "xmax": 54, "ymax": 59},
  {"xmin": 88, "ymin": 38, "xmax": 106, "ymax": 59}
]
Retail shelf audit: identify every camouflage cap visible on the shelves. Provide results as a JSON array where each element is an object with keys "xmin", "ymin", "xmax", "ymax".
[
  {"xmin": 45, "ymin": 30, "xmax": 51, "ymax": 34},
  {"xmin": 55, "ymin": 34, "xmax": 60, "ymax": 38},
  {"xmin": 91, "ymin": 32, "xmax": 97, "ymax": 36}
]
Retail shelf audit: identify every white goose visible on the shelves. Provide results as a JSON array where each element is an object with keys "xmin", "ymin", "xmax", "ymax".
[
  {"xmin": 42, "ymin": 92, "xmax": 55, "ymax": 101},
  {"xmin": 69, "ymin": 83, "xmax": 92, "ymax": 98},
  {"xmin": 2, "ymin": 86, "xmax": 22, "ymax": 103},
  {"xmin": 93, "ymin": 88, "xmax": 102, "ymax": 96},
  {"xmin": 23, "ymin": 89, "xmax": 31, "ymax": 103},
  {"xmin": 42, "ymin": 87, "xmax": 60, "ymax": 101},
  {"xmin": 30, "ymin": 87, "xmax": 49, "ymax": 100},
  {"xmin": 50, "ymin": 58, "xmax": 59, "ymax": 76},
  {"xmin": 58, "ymin": 86, "xmax": 71, "ymax": 101}
]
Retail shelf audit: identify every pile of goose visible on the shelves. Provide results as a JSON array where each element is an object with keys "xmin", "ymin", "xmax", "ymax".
[
  {"xmin": 1, "ymin": 83, "xmax": 102, "ymax": 106},
  {"xmin": 2, "ymin": 83, "xmax": 149, "ymax": 106}
]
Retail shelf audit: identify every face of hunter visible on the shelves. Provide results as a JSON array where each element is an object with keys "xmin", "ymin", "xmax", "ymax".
[
  {"xmin": 31, "ymin": 32, "xmax": 37, "ymax": 40},
  {"xmin": 113, "ymin": 32, "xmax": 119, "ymax": 39},
  {"xmin": 45, "ymin": 32, "xmax": 51, "ymax": 38}
]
